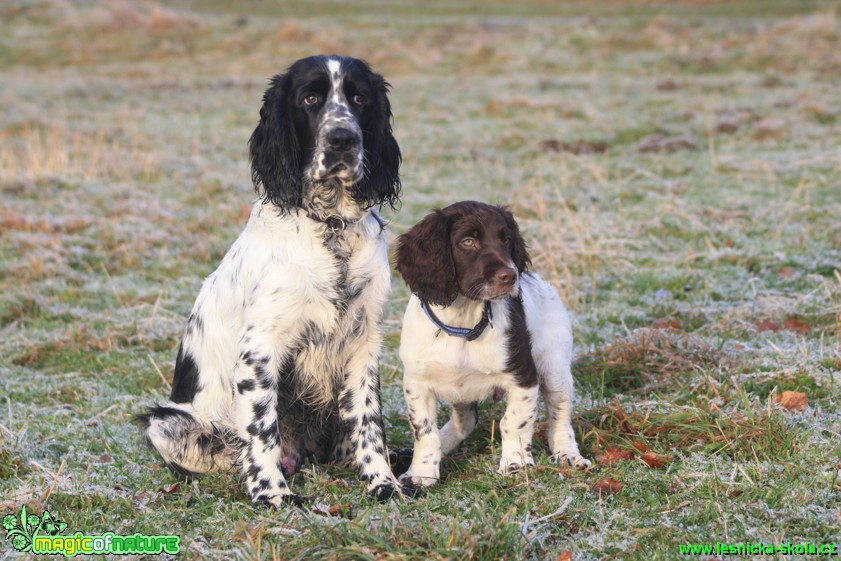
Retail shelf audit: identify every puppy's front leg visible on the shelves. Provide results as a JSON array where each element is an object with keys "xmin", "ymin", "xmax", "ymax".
[
  {"xmin": 498, "ymin": 384, "xmax": 539, "ymax": 474},
  {"xmin": 542, "ymin": 366, "xmax": 591, "ymax": 469},
  {"xmin": 399, "ymin": 379, "xmax": 441, "ymax": 488}
]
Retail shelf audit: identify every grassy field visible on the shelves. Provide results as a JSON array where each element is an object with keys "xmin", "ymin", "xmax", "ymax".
[{"xmin": 2, "ymin": 0, "xmax": 840, "ymax": 559}]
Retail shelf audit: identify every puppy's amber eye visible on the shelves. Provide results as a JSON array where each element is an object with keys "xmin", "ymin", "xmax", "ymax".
[
  {"xmin": 503, "ymin": 235, "xmax": 512, "ymax": 245},
  {"xmin": 303, "ymin": 95, "xmax": 319, "ymax": 105},
  {"xmin": 460, "ymin": 238, "xmax": 476, "ymax": 249}
]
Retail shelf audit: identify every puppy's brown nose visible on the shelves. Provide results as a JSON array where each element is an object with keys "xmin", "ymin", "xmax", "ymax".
[{"xmin": 495, "ymin": 267, "xmax": 517, "ymax": 286}]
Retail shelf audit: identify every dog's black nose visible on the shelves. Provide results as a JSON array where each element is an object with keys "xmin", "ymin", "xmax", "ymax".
[
  {"xmin": 495, "ymin": 267, "xmax": 517, "ymax": 286},
  {"xmin": 326, "ymin": 128, "xmax": 360, "ymax": 152}
]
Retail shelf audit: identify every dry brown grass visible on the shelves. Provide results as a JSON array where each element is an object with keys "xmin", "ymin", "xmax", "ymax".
[{"xmin": 574, "ymin": 327, "xmax": 726, "ymax": 395}]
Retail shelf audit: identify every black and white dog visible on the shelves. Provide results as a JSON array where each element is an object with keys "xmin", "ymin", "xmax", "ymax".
[
  {"xmin": 138, "ymin": 55, "xmax": 405, "ymax": 506},
  {"xmin": 395, "ymin": 201, "xmax": 590, "ymax": 487}
]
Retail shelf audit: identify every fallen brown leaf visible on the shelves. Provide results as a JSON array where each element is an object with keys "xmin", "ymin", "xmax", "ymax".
[
  {"xmin": 640, "ymin": 451, "xmax": 672, "ymax": 469},
  {"xmin": 596, "ymin": 446, "xmax": 633, "ymax": 466},
  {"xmin": 631, "ymin": 441, "xmax": 649, "ymax": 453},
  {"xmin": 652, "ymin": 319, "xmax": 683, "ymax": 330},
  {"xmin": 783, "ymin": 317, "xmax": 811, "ymax": 334},
  {"xmin": 557, "ymin": 550, "xmax": 573, "ymax": 561},
  {"xmin": 311, "ymin": 503, "xmax": 346, "ymax": 517},
  {"xmin": 592, "ymin": 478, "xmax": 623, "ymax": 494},
  {"xmin": 779, "ymin": 267, "xmax": 798, "ymax": 279},
  {"xmin": 159, "ymin": 483, "xmax": 181, "ymax": 494},
  {"xmin": 757, "ymin": 320, "xmax": 780, "ymax": 332},
  {"xmin": 775, "ymin": 390, "xmax": 808, "ymax": 412}
]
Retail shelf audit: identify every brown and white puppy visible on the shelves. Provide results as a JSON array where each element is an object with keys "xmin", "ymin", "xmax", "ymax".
[{"xmin": 395, "ymin": 201, "xmax": 589, "ymax": 487}]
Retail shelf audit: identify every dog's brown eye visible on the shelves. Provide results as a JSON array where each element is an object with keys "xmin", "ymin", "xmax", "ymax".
[
  {"xmin": 303, "ymin": 95, "xmax": 319, "ymax": 105},
  {"xmin": 460, "ymin": 238, "xmax": 476, "ymax": 249},
  {"xmin": 503, "ymin": 235, "xmax": 512, "ymax": 246},
  {"xmin": 352, "ymin": 94, "xmax": 366, "ymax": 105}
]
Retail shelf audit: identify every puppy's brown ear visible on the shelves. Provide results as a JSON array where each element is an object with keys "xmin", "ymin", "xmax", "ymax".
[
  {"xmin": 499, "ymin": 206, "xmax": 531, "ymax": 273},
  {"xmin": 396, "ymin": 210, "xmax": 459, "ymax": 306}
]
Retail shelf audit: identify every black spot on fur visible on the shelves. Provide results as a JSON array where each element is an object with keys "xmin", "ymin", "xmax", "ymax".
[
  {"xmin": 252, "ymin": 399, "xmax": 271, "ymax": 420},
  {"xmin": 170, "ymin": 345, "xmax": 200, "ymax": 403},
  {"xmin": 412, "ymin": 419, "xmax": 434, "ymax": 438},
  {"xmin": 237, "ymin": 379, "xmax": 256, "ymax": 394},
  {"xmin": 339, "ymin": 388, "xmax": 355, "ymax": 413}
]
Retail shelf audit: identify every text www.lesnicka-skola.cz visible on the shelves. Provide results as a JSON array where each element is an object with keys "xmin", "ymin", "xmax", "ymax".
[{"xmin": 679, "ymin": 542, "xmax": 838, "ymax": 556}]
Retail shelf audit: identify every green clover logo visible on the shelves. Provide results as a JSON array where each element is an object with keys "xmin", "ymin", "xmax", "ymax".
[{"xmin": 38, "ymin": 511, "xmax": 67, "ymax": 536}]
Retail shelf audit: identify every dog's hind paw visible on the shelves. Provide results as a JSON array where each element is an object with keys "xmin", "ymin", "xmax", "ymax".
[
  {"xmin": 387, "ymin": 447, "xmax": 414, "ymax": 477},
  {"xmin": 398, "ymin": 479, "xmax": 425, "ymax": 499}
]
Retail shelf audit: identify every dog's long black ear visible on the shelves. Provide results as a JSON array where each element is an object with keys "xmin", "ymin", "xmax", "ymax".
[
  {"xmin": 499, "ymin": 206, "xmax": 531, "ymax": 273},
  {"xmin": 249, "ymin": 73, "xmax": 302, "ymax": 210},
  {"xmin": 354, "ymin": 71, "xmax": 401, "ymax": 210},
  {"xmin": 396, "ymin": 210, "xmax": 458, "ymax": 306}
]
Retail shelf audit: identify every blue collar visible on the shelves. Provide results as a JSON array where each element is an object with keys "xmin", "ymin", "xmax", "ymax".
[{"xmin": 420, "ymin": 300, "xmax": 493, "ymax": 342}]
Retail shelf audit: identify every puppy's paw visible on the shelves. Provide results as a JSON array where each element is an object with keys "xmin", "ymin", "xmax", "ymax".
[
  {"xmin": 550, "ymin": 452, "xmax": 591, "ymax": 469},
  {"xmin": 398, "ymin": 471, "xmax": 439, "ymax": 489},
  {"xmin": 498, "ymin": 456, "xmax": 535, "ymax": 475}
]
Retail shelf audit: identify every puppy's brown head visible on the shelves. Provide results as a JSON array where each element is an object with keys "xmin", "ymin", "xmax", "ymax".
[{"xmin": 396, "ymin": 201, "xmax": 530, "ymax": 306}]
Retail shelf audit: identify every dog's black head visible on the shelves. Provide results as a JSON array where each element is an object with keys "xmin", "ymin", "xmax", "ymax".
[
  {"xmin": 249, "ymin": 55, "xmax": 401, "ymax": 215},
  {"xmin": 396, "ymin": 201, "xmax": 531, "ymax": 306}
]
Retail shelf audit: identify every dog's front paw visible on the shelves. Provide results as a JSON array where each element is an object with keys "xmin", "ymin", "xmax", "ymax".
[
  {"xmin": 498, "ymin": 452, "xmax": 535, "ymax": 475},
  {"xmin": 398, "ymin": 470, "xmax": 439, "ymax": 489},
  {"xmin": 253, "ymin": 492, "xmax": 308, "ymax": 509},
  {"xmin": 550, "ymin": 452, "xmax": 591, "ymax": 469},
  {"xmin": 368, "ymin": 481, "xmax": 400, "ymax": 501}
]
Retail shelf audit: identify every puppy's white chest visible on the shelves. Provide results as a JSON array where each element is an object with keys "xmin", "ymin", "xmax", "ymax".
[{"xmin": 401, "ymin": 310, "xmax": 511, "ymax": 403}]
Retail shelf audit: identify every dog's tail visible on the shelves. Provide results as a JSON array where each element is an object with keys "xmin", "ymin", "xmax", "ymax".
[{"xmin": 135, "ymin": 403, "xmax": 239, "ymax": 478}]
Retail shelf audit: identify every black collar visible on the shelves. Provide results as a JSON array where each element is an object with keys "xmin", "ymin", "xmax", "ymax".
[{"xmin": 420, "ymin": 300, "xmax": 493, "ymax": 342}]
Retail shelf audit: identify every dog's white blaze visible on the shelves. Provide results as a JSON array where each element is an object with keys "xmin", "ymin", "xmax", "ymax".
[{"xmin": 327, "ymin": 58, "xmax": 343, "ymax": 103}]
